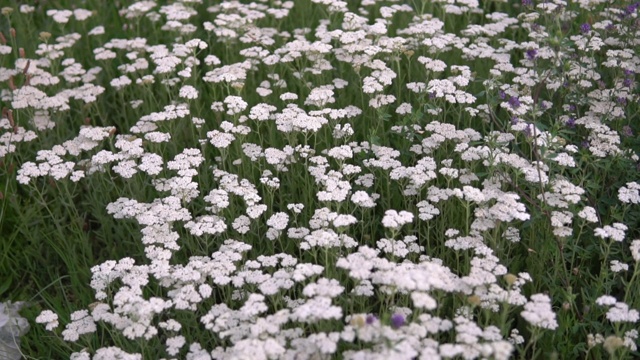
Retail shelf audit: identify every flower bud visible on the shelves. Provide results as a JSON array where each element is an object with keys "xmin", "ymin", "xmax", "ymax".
[
  {"xmin": 468, "ymin": 295, "xmax": 482, "ymax": 307},
  {"xmin": 603, "ymin": 335, "xmax": 624, "ymax": 355},
  {"xmin": 503, "ymin": 273, "xmax": 518, "ymax": 286}
]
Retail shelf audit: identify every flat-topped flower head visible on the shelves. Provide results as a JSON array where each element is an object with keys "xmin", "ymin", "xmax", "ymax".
[{"xmin": 382, "ymin": 209, "xmax": 414, "ymax": 230}]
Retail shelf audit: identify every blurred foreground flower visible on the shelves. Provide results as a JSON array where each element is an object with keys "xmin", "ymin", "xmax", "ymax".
[{"xmin": 0, "ymin": 301, "xmax": 30, "ymax": 360}]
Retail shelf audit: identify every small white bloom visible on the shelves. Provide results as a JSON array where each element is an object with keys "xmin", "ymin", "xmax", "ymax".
[
  {"xmin": 179, "ymin": 85, "xmax": 199, "ymax": 99},
  {"xmin": 36, "ymin": 310, "xmax": 59, "ymax": 331}
]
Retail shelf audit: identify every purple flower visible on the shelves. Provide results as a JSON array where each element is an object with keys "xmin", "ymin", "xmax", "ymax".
[
  {"xmin": 390, "ymin": 313, "xmax": 405, "ymax": 328},
  {"xmin": 617, "ymin": 97, "xmax": 627, "ymax": 106},
  {"xmin": 566, "ymin": 117, "xmax": 576, "ymax": 128},
  {"xmin": 522, "ymin": 0, "xmax": 533, "ymax": 6},
  {"xmin": 526, "ymin": 48, "xmax": 538, "ymax": 60},
  {"xmin": 581, "ymin": 140, "xmax": 590, "ymax": 149},
  {"xmin": 626, "ymin": 2, "xmax": 640, "ymax": 16},
  {"xmin": 508, "ymin": 96, "xmax": 521, "ymax": 109},
  {"xmin": 366, "ymin": 314, "xmax": 377, "ymax": 325},
  {"xmin": 580, "ymin": 23, "xmax": 591, "ymax": 34},
  {"xmin": 523, "ymin": 124, "xmax": 533, "ymax": 138},
  {"xmin": 623, "ymin": 125, "xmax": 634, "ymax": 137},
  {"xmin": 511, "ymin": 117, "xmax": 520, "ymax": 125},
  {"xmin": 498, "ymin": 90, "xmax": 506, "ymax": 100}
]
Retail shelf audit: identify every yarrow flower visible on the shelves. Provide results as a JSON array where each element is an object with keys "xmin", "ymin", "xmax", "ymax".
[
  {"xmin": 521, "ymin": 294, "xmax": 558, "ymax": 330},
  {"xmin": 618, "ymin": 182, "xmax": 640, "ymax": 204},
  {"xmin": 179, "ymin": 85, "xmax": 199, "ymax": 99},
  {"xmin": 36, "ymin": 310, "xmax": 59, "ymax": 331},
  {"xmin": 381, "ymin": 210, "xmax": 414, "ymax": 230},
  {"xmin": 594, "ymin": 223, "xmax": 627, "ymax": 242}
]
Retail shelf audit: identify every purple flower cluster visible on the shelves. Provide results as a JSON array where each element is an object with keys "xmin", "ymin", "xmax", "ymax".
[
  {"xmin": 623, "ymin": 70, "xmax": 634, "ymax": 88},
  {"xmin": 526, "ymin": 49, "xmax": 538, "ymax": 60},
  {"xmin": 580, "ymin": 23, "xmax": 591, "ymax": 34},
  {"xmin": 508, "ymin": 96, "xmax": 521, "ymax": 109},
  {"xmin": 390, "ymin": 313, "xmax": 405, "ymax": 328},
  {"xmin": 623, "ymin": 2, "xmax": 640, "ymax": 18}
]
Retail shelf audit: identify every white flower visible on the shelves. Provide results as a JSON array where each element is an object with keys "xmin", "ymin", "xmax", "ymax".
[
  {"xmin": 207, "ymin": 130, "xmax": 235, "ymax": 149},
  {"xmin": 303, "ymin": 278, "xmax": 344, "ymax": 298},
  {"xmin": 418, "ymin": 56, "xmax": 447, "ymax": 72},
  {"xmin": 618, "ymin": 182, "xmax": 640, "ymax": 204},
  {"xmin": 610, "ymin": 260, "xmax": 628, "ymax": 273},
  {"xmin": 36, "ymin": 310, "xmax": 59, "ymax": 331},
  {"xmin": 184, "ymin": 215, "xmax": 227, "ymax": 236},
  {"xmin": 113, "ymin": 160, "xmax": 138, "ymax": 179},
  {"xmin": 280, "ymin": 92, "xmax": 298, "ymax": 101},
  {"xmin": 411, "ymin": 291, "xmax": 438, "ymax": 310},
  {"xmin": 224, "ymin": 95, "xmax": 248, "ymax": 115},
  {"xmin": 333, "ymin": 214, "xmax": 357, "ymax": 228},
  {"xmin": 110, "ymin": 75, "xmax": 132, "ymax": 90},
  {"xmin": 381, "ymin": 209, "xmax": 414, "ymax": 230},
  {"xmin": 462, "ymin": 185, "xmax": 485, "ymax": 202},
  {"xmin": 166, "ymin": 335, "xmax": 186, "ymax": 356},
  {"xmin": 594, "ymin": 223, "xmax": 627, "ymax": 242},
  {"xmin": 179, "ymin": 85, "xmax": 199, "ymax": 99},
  {"xmin": 47, "ymin": 9, "xmax": 73, "ymax": 23},
  {"xmin": 417, "ymin": 200, "xmax": 440, "ymax": 221},
  {"xmin": 249, "ymin": 103, "xmax": 277, "ymax": 121},
  {"xmin": 93, "ymin": 346, "xmax": 141, "ymax": 359},
  {"xmin": 327, "ymin": 145, "xmax": 353, "ymax": 160},
  {"xmin": 368, "ymin": 94, "xmax": 396, "ymax": 108},
  {"xmin": 350, "ymin": 191, "xmax": 376, "ymax": 208},
  {"xmin": 73, "ymin": 9, "xmax": 93, "ymax": 21},
  {"xmin": 20, "ymin": 5, "xmax": 35, "ymax": 13},
  {"xmin": 304, "ymin": 86, "xmax": 335, "ymax": 107},
  {"xmin": 396, "ymin": 102, "xmax": 413, "ymax": 115},
  {"xmin": 287, "ymin": 203, "xmax": 304, "ymax": 213},
  {"xmin": 291, "ymin": 297, "xmax": 342, "ymax": 323},
  {"xmin": 267, "ymin": 212, "xmax": 289, "ymax": 230},
  {"xmin": 204, "ymin": 54, "xmax": 221, "ymax": 66},
  {"xmin": 88, "ymin": 26, "xmax": 105, "ymax": 36},
  {"xmin": 630, "ymin": 240, "xmax": 640, "ymax": 262},
  {"xmin": 246, "ymin": 204, "xmax": 267, "ymax": 219},
  {"xmin": 520, "ymin": 294, "xmax": 558, "ymax": 330},
  {"xmin": 606, "ymin": 302, "xmax": 639, "ymax": 323},
  {"xmin": 577, "ymin": 206, "xmax": 598, "ymax": 223},
  {"xmin": 62, "ymin": 310, "xmax": 97, "ymax": 341}
]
